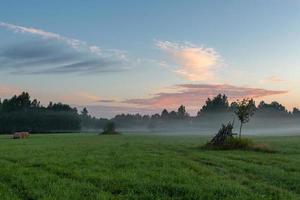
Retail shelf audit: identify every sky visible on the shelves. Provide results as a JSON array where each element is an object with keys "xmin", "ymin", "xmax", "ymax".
[{"xmin": 0, "ymin": 0, "xmax": 299, "ymax": 118}]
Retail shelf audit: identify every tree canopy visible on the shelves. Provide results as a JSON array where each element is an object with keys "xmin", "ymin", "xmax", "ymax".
[
  {"xmin": 198, "ymin": 94, "xmax": 230, "ymax": 115},
  {"xmin": 0, "ymin": 92, "xmax": 106, "ymax": 133}
]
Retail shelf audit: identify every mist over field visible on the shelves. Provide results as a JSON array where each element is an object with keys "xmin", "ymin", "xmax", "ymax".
[
  {"xmin": 117, "ymin": 116, "xmax": 300, "ymax": 136},
  {"xmin": 2, "ymin": 92, "xmax": 299, "ymax": 137},
  {"xmin": 107, "ymin": 96, "xmax": 300, "ymax": 137}
]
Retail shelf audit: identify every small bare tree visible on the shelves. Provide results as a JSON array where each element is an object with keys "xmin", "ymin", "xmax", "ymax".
[{"xmin": 234, "ymin": 98, "xmax": 256, "ymax": 138}]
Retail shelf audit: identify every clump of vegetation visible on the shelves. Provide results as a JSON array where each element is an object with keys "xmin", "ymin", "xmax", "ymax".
[
  {"xmin": 203, "ymin": 122, "xmax": 239, "ymax": 149},
  {"xmin": 206, "ymin": 122, "xmax": 235, "ymax": 147},
  {"xmin": 203, "ymin": 121, "xmax": 275, "ymax": 152},
  {"xmin": 251, "ymin": 143, "xmax": 276, "ymax": 153},
  {"xmin": 100, "ymin": 121, "xmax": 120, "ymax": 135},
  {"xmin": 221, "ymin": 137, "xmax": 254, "ymax": 150}
]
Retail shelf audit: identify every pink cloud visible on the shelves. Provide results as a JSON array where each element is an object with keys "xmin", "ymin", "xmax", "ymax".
[
  {"xmin": 97, "ymin": 99, "xmax": 116, "ymax": 103},
  {"xmin": 260, "ymin": 75, "xmax": 285, "ymax": 84},
  {"xmin": 123, "ymin": 84, "xmax": 288, "ymax": 110},
  {"xmin": 156, "ymin": 41, "xmax": 220, "ymax": 81}
]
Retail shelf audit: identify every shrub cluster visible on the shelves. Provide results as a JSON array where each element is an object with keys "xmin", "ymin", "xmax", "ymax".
[
  {"xmin": 100, "ymin": 122, "xmax": 120, "ymax": 135},
  {"xmin": 204, "ymin": 137, "xmax": 275, "ymax": 153},
  {"xmin": 203, "ymin": 122, "xmax": 275, "ymax": 153}
]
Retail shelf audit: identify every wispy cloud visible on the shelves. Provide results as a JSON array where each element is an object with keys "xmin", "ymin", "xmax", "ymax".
[
  {"xmin": 0, "ymin": 22, "xmax": 130, "ymax": 74},
  {"xmin": 123, "ymin": 84, "xmax": 288, "ymax": 110},
  {"xmin": 0, "ymin": 21, "xmax": 98, "ymax": 53},
  {"xmin": 97, "ymin": 99, "xmax": 116, "ymax": 103},
  {"xmin": 260, "ymin": 75, "xmax": 285, "ymax": 84},
  {"xmin": 156, "ymin": 40, "xmax": 220, "ymax": 81}
]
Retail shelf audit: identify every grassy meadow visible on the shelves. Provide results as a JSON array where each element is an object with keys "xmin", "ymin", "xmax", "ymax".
[{"xmin": 0, "ymin": 133, "xmax": 299, "ymax": 200}]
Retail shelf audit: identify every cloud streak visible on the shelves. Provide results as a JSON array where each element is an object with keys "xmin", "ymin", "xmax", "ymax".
[
  {"xmin": 0, "ymin": 21, "xmax": 98, "ymax": 53},
  {"xmin": 123, "ymin": 84, "xmax": 288, "ymax": 110},
  {"xmin": 156, "ymin": 40, "xmax": 220, "ymax": 81},
  {"xmin": 97, "ymin": 99, "xmax": 116, "ymax": 103},
  {"xmin": 260, "ymin": 75, "xmax": 285, "ymax": 84},
  {"xmin": 0, "ymin": 22, "xmax": 129, "ymax": 74}
]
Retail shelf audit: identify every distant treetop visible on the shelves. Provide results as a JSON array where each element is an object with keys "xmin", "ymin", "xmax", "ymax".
[{"xmin": 198, "ymin": 94, "xmax": 229, "ymax": 115}]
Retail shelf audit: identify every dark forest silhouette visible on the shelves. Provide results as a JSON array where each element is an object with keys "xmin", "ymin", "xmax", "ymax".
[
  {"xmin": 0, "ymin": 92, "xmax": 107, "ymax": 133},
  {"xmin": 0, "ymin": 92, "xmax": 299, "ymax": 133}
]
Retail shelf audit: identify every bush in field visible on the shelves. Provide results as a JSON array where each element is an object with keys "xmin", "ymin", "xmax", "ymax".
[
  {"xmin": 203, "ymin": 122, "xmax": 235, "ymax": 149},
  {"xmin": 203, "ymin": 121, "xmax": 275, "ymax": 152},
  {"xmin": 222, "ymin": 137, "xmax": 253, "ymax": 149},
  {"xmin": 208, "ymin": 122, "xmax": 235, "ymax": 146},
  {"xmin": 204, "ymin": 135, "xmax": 274, "ymax": 152},
  {"xmin": 224, "ymin": 137, "xmax": 275, "ymax": 152},
  {"xmin": 101, "ymin": 122, "xmax": 120, "ymax": 135}
]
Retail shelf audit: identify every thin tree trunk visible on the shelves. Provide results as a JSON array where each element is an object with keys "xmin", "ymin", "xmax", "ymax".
[{"xmin": 239, "ymin": 123, "xmax": 243, "ymax": 139}]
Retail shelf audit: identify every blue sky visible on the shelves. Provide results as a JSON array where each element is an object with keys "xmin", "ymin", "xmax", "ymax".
[{"xmin": 0, "ymin": 0, "xmax": 299, "ymax": 117}]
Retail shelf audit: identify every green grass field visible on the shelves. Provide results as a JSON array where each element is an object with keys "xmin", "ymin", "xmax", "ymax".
[{"xmin": 0, "ymin": 133, "xmax": 299, "ymax": 200}]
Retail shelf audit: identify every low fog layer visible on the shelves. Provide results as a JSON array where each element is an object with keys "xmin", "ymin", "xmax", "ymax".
[
  {"xmin": 1, "ymin": 92, "xmax": 299, "ymax": 136},
  {"xmin": 117, "ymin": 115, "xmax": 300, "ymax": 136}
]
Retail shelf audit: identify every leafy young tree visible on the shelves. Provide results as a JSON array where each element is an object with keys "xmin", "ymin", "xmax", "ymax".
[{"xmin": 234, "ymin": 98, "xmax": 256, "ymax": 138}]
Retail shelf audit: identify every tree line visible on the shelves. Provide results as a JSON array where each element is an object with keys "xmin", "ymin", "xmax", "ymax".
[
  {"xmin": 0, "ymin": 92, "xmax": 299, "ymax": 133},
  {"xmin": 112, "ymin": 94, "xmax": 300, "ymax": 133},
  {"xmin": 0, "ymin": 92, "xmax": 107, "ymax": 133},
  {"xmin": 113, "ymin": 94, "xmax": 300, "ymax": 125}
]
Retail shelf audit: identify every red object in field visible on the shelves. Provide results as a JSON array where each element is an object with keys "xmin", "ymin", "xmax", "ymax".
[{"xmin": 12, "ymin": 132, "xmax": 29, "ymax": 139}]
